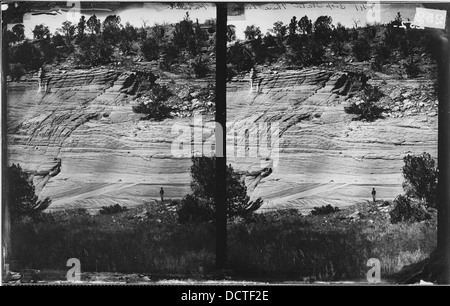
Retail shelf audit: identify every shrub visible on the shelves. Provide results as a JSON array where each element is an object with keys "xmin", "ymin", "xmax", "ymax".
[
  {"xmin": 141, "ymin": 37, "xmax": 160, "ymax": 61},
  {"xmin": 8, "ymin": 64, "xmax": 26, "ymax": 81},
  {"xmin": 32, "ymin": 24, "xmax": 50, "ymax": 40},
  {"xmin": 102, "ymin": 15, "xmax": 121, "ymax": 46},
  {"xmin": 404, "ymin": 56, "xmax": 421, "ymax": 78},
  {"xmin": 344, "ymin": 101, "xmax": 384, "ymax": 122},
  {"xmin": 371, "ymin": 57, "xmax": 385, "ymax": 72},
  {"xmin": 344, "ymin": 85, "xmax": 385, "ymax": 121},
  {"xmin": 244, "ymin": 25, "xmax": 261, "ymax": 40},
  {"xmin": 9, "ymin": 40, "xmax": 43, "ymax": 70},
  {"xmin": 159, "ymin": 43, "xmax": 180, "ymax": 71},
  {"xmin": 132, "ymin": 84, "xmax": 173, "ymax": 121},
  {"xmin": 313, "ymin": 15, "xmax": 333, "ymax": 44},
  {"xmin": 191, "ymin": 56, "xmax": 209, "ymax": 78},
  {"xmin": 226, "ymin": 65, "xmax": 237, "ymax": 81},
  {"xmin": 372, "ymin": 44, "xmax": 391, "ymax": 72},
  {"xmin": 177, "ymin": 156, "xmax": 263, "ymax": 223},
  {"xmin": 7, "ymin": 164, "xmax": 51, "ymax": 221},
  {"xmin": 177, "ymin": 194, "xmax": 214, "ymax": 223},
  {"xmin": 40, "ymin": 41, "xmax": 57, "ymax": 64},
  {"xmin": 288, "ymin": 35, "xmax": 324, "ymax": 67},
  {"xmin": 374, "ymin": 44, "xmax": 391, "ymax": 63},
  {"xmin": 389, "ymin": 195, "xmax": 430, "ymax": 224},
  {"xmin": 132, "ymin": 98, "xmax": 172, "ymax": 121},
  {"xmin": 402, "ymin": 153, "xmax": 438, "ymax": 208},
  {"xmin": 227, "ymin": 42, "xmax": 254, "ymax": 73},
  {"xmin": 99, "ymin": 204, "xmax": 128, "ymax": 215},
  {"xmin": 310, "ymin": 204, "xmax": 340, "ymax": 216},
  {"xmin": 75, "ymin": 35, "xmax": 113, "ymax": 66},
  {"xmin": 352, "ymin": 38, "xmax": 371, "ymax": 62}
]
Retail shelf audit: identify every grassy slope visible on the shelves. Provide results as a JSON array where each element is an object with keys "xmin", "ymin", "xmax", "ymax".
[{"xmin": 10, "ymin": 199, "xmax": 436, "ymax": 283}]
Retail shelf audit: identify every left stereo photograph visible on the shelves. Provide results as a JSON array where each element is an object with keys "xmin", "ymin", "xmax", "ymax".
[{"xmin": 2, "ymin": 1, "xmax": 218, "ymax": 283}]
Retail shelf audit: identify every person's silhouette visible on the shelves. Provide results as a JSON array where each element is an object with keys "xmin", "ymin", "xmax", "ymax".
[
  {"xmin": 160, "ymin": 187, "xmax": 165, "ymax": 202},
  {"xmin": 371, "ymin": 188, "xmax": 376, "ymax": 203}
]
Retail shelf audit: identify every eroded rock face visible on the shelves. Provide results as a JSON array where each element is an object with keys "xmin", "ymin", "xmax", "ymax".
[
  {"xmin": 227, "ymin": 68, "xmax": 438, "ymax": 213},
  {"xmin": 7, "ymin": 68, "xmax": 214, "ymax": 211},
  {"xmin": 7, "ymin": 66, "xmax": 438, "ymax": 214}
]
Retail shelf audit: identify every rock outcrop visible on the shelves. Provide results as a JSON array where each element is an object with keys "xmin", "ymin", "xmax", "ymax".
[
  {"xmin": 227, "ymin": 67, "xmax": 438, "ymax": 213},
  {"xmin": 7, "ymin": 68, "xmax": 215, "ymax": 211},
  {"xmin": 7, "ymin": 65, "xmax": 437, "ymax": 214}
]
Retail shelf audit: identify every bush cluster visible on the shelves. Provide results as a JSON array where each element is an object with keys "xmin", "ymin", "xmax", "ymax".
[
  {"xmin": 310, "ymin": 204, "xmax": 340, "ymax": 216},
  {"xmin": 98, "ymin": 204, "xmax": 128, "ymax": 215},
  {"xmin": 344, "ymin": 85, "xmax": 385, "ymax": 121},
  {"xmin": 132, "ymin": 84, "xmax": 173, "ymax": 121},
  {"xmin": 389, "ymin": 195, "xmax": 430, "ymax": 224},
  {"xmin": 176, "ymin": 156, "xmax": 263, "ymax": 223}
]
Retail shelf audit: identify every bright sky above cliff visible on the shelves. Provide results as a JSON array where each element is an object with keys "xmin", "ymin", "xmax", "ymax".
[
  {"xmin": 7, "ymin": 2, "xmax": 423, "ymax": 39},
  {"xmin": 231, "ymin": 2, "xmax": 421, "ymax": 39},
  {"xmin": 13, "ymin": 2, "xmax": 216, "ymax": 38}
]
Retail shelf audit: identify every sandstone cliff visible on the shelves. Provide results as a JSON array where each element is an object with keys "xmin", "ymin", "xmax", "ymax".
[
  {"xmin": 7, "ymin": 65, "xmax": 437, "ymax": 214},
  {"xmin": 227, "ymin": 66, "xmax": 438, "ymax": 213},
  {"xmin": 7, "ymin": 67, "xmax": 215, "ymax": 211}
]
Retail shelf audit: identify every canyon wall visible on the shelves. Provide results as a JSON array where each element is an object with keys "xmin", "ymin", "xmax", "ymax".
[
  {"xmin": 7, "ymin": 66, "xmax": 438, "ymax": 213},
  {"xmin": 7, "ymin": 68, "xmax": 214, "ymax": 211},
  {"xmin": 227, "ymin": 67, "xmax": 438, "ymax": 213}
]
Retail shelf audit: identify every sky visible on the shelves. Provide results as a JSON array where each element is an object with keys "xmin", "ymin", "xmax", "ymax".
[
  {"xmin": 6, "ymin": 2, "xmax": 423, "ymax": 39},
  {"xmin": 7, "ymin": 2, "xmax": 216, "ymax": 39},
  {"xmin": 230, "ymin": 2, "xmax": 421, "ymax": 40}
]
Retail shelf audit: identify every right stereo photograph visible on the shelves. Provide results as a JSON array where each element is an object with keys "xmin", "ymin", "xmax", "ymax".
[{"xmin": 225, "ymin": 2, "xmax": 445, "ymax": 283}]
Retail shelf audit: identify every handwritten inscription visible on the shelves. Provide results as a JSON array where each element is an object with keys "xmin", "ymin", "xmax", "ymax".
[
  {"xmin": 235, "ymin": 3, "xmax": 368, "ymax": 11},
  {"xmin": 293, "ymin": 3, "xmax": 346, "ymax": 10},
  {"xmin": 167, "ymin": 3, "xmax": 208, "ymax": 10}
]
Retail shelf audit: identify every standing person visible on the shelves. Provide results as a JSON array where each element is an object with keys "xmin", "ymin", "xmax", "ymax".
[
  {"xmin": 371, "ymin": 188, "xmax": 376, "ymax": 203},
  {"xmin": 160, "ymin": 187, "xmax": 165, "ymax": 202}
]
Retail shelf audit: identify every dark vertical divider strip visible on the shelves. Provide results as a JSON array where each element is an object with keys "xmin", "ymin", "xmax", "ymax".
[{"xmin": 215, "ymin": 3, "xmax": 227, "ymax": 270}]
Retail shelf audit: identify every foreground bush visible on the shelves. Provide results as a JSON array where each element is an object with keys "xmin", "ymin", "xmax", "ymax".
[
  {"xmin": 389, "ymin": 195, "xmax": 430, "ymax": 224},
  {"xmin": 191, "ymin": 56, "xmax": 209, "ymax": 78},
  {"xmin": 177, "ymin": 194, "xmax": 214, "ymax": 223},
  {"xmin": 10, "ymin": 199, "xmax": 436, "ymax": 281},
  {"xmin": 228, "ymin": 220, "xmax": 371, "ymax": 280},
  {"xmin": 310, "ymin": 204, "xmax": 340, "ymax": 216},
  {"xmin": 7, "ymin": 164, "xmax": 51, "ymax": 221},
  {"xmin": 10, "ymin": 214, "xmax": 215, "ymax": 274},
  {"xmin": 177, "ymin": 156, "xmax": 263, "ymax": 223},
  {"xmin": 99, "ymin": 204, "xmax": 128, "ymax": 215},
  {"xmin": 402, "ymin": 152, "xmax": 438, "ymax": 208},
  {"xmin": 404, "ymin": 56, "xmax": 421, "ymax": 78}
]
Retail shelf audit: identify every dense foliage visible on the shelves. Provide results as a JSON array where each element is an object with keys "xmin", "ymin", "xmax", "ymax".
[
  {"xmin": 7, "ymin": 164, "xmax": 51, "ymax": 221},
  {"xmin": 225, "ymin": 12, "xmax": 435, "ymax": 78},
  {"xmin": 177, "ymin": 156, "xmax": 263, "ymax": 223},
  {"xmin": 5, "ymin": 12, "xmax": 215, "ymax": 79}
]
